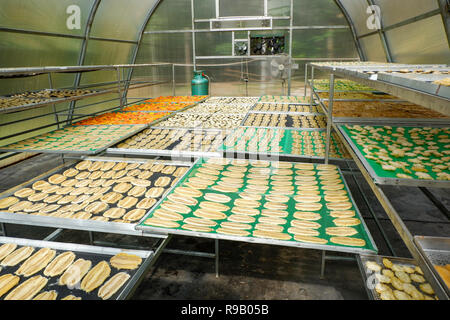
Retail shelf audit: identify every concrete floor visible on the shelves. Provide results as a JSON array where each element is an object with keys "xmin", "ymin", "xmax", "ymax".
[{"xmin": 0, "ymin": 153, "xmax": 448, "ymax": 300}]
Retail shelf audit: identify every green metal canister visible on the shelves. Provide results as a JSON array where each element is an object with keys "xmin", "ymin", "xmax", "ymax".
[{"xmin": 191, "ymin": 70, "xmax": 209, "ymax": 96}]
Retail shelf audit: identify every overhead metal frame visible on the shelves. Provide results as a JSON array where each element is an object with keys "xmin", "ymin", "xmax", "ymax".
[{"xmin": 0, "ymin": 63, "xmax": 171, "ymax": 148}]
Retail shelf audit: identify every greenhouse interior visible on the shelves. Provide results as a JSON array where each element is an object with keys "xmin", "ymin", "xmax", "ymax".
[{"xmin": 0, "ymin": 0, "xmax": 448, "ymax": 302}]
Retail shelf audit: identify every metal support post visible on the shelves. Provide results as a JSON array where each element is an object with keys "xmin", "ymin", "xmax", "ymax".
[
  {"xmin": 309, "ymin": 66, "xmax": 315, "ymax": 108},
  {"xmin": 43, "ymin": 228, "xmax": 63, "ymax": 242},
  {"xmin": 287, "ymin": 0, "xmax": 293, "ymax": 96},
  {"xmin": 320, "ymin": 250, "xmax": 326, "ymax": 279},
  {"xmin": 191, "ymin": 0, "xmax": 197, "ymax": 71},
  {"xmin": 172, "ymin": 64, "xmax": 176, "ymax": 96},
  {"xmin": 304, "ymin": 63, "xmax": 308, "ymax": 97},
  {"xmin": 116, "ymin": 67, "xmax": 125, "ymax": 110},
  {"xmin": 215, "ymin": 239, "xmax": 219, "ymax": 278},
  {"xmin": 324, "ymin": 73, "xmax": 334, "ymax": 164},
  {"xmin": 47, "ymin": 73, "xmax": 60, "ymax": 129},
  {"xmin": 345, "ymin": 161, "xmax": 397, "ymax": 256},
  {"xmin": 88, "ymin": 231, "xmax": 95, "ymax": 245},
  {"xmin": 0, "ymin": 223, "xmax": 6, "ymax": 236}
]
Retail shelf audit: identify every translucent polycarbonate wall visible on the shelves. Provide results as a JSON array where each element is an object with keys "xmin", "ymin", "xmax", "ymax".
[
  {"xmin": 0, "ymin": 0, "xmax": 158, "ymax": 146},
  {"xmin": 337, "ymin": 0, "xmax": 450, "ymax": 64},
  {"xmin": 136, "ymin": 0, "xmax": 360, "ymax": 96}
]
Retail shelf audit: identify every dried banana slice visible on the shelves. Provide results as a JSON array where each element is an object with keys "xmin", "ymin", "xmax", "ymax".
[
  {"xmin": 14, "ymin": 188, "xmax": 35, "ymax": 198},
  {"xmin": 4, "ymin": 275, "xmax": 48, "ymax": 300},
  {"xmin": 33, "ymin": 290, "xmax": 58, "ymax": 300},
  {"xmin": 59, "ymin": 258, "xmax": 92, "ymax": 288},
  {"xmin": 123, "ymin": 209, "xmax": 146, "ymax": 222},
  {"xmin": 98, "ymin": 272, "xmax": 130, "ymax": 300},
  {"xmin": 155, "ymin": 176, "xmax": 171, "ymax": 187},
  {"xmin": 1, "ymin": 246, "xmax": 35, "ymax": 267},
  {"xmin": 0, "ymin": 243, "xmax": 17, "ymax": 261},
  {"xmin": 0, "ymin": 197, "xmax": 19, "ymax": 209},
  {"xmin": 16, "ymin": 247, "xmax": 56, "ymax": 277},
  {"xmin": 80, "ymin": 261, "xmax": 111, "ymax": 293},
  {"xmin": 61, "ymin": 295, "xmax": 82, "ymax": 300},
  {"xmin": 145, "ymin": 187, "xmax": 165, "ymax": 198},
  {"xmin": 0, "ymin": 274, "xmax": 20, "ymax": 298},
  {"xmin": 44, "ymin": 251, "xmax": 76, "ymax": 277},
  {"xmin": 110, "ymin": 253, "xmax": 142, "ymax": 270}
]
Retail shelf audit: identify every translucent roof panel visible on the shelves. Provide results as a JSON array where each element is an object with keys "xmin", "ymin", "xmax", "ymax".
[
  {"xmin": 146, "ymin": 0, "xmax": 192, "ymax": 31},
  {"xmin": 294, "ymin": 0, "xmax": 348, "ymax": 26},
  {"xmin": 0, "ymin": 32, "xmax": 82, "ymax": 67},
  {"xmin": 138, "ymin": 33, "xmax": 193, "ymax": 64},
  {"xmin": 193, "ymin": 0, "xmax": 215, "ymax": 20},
  {"xmin": 84, "ymin": 40, "xmax": 136, "ymax": 65},
  {"xmin": 268, "ymin": 0, "xmax": 291, "ymax": 17},
  {"xmin": 219, "ymin": 0, "xmax": 264, "ymax": 17},
  {"xmin": 196, "ymin": 32, "xmax": 232, "ymax": 56},
  {"xmin": 359, "ymin": 34, "xmax": 387, "ymax": 62},
  {"xmin": 292, "ymin": 29, "xmax": 358, "ymax": 58},
  {"xmin": 338, "ymin": 0, "xmax": 373, "ymax": 36},
  {"xmin": 90, "ymin": 0, "xmax": 158, "ymax": 41},
  {"xmin": 0, "ymin": 0, "xmax": 93, "ymax": 36},
  {"xmin": 373, "ymin": 0, "xmax": 439, "ymax": 28},
  {"xmin": 385, "ymin": 15, "xmax": 450, "ymax": 64}
]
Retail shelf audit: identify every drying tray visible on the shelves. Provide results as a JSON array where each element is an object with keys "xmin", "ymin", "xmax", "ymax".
[
  {"xmin": 310, "ymin": 63, "xmax": 450, "ymax": 102},
  {"xmin": 107, "ymin": 127, "xmax": 228, "ymax": 158},
  {"xmin": 257, "ymin": 96, "xmax": 314, "ymax": 105},
  {"xmin": 0, "ymin": 157, "xmax": 194, "ymax": 236},
  {"xmin": 155, "ymin": 113, "xmax": 247, "ymax": 130},
  {"xmin": 0, "ymin": 89, "xmax": 107, "ymax": 115},
  {"xmin": 143, "ymin": 96, "xmax": 209, "ymax": 104},
  {"xmin": 0, "ymin": 236, "xmax": 155, "ymax": 300},
  {"xmin": 414, "ymin": 236, "xmax": 450, "ymax": 297},
  {"xmin": 241, "ymin": 113, "xmax": 327, "ymax": 129},
  {"xmin": 219, "ymin": 127, "xmax": 350, "ymax": 160},
  {"xmin": 249, "ymin": 110, "xmax": 324, "ymax": 117},
  {"xmin": 377, "ymin": 71, "xmax": 450, "ymax": 100},
  {"xmin": 357, "ymin": 253, "xmax": 441, "ymax": 300},
  {"xmin": 72, "ymin": 111, "xmax": 170, "ymax": 126},
  {"xmin": 0, "ymin": 124, "xmax": 147, "ymax": 155},
  {"xmin": 251, "ymin": 103, "xmax": 321, "ymax": 113},
  {"xmin": 337, "ymin": 124, "xmax": 450, "ymax": 188},
  {"xmin": 137, "ymin": 157, "xmax": 378, "ymax": 255},
  {"xmin": 316, "ymin": 100, "xmax": 450, "ymax": 126}
]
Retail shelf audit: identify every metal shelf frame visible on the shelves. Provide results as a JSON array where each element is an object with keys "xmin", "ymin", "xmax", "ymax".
[
  {"xmin": 0, "ymin": 156, "xmax": 195, "ymax": 237},
  {"xmin": 308, "ymin": 62, "xmax": 450, "ymax": 117},
  {"xmin": 305, "ymin": 62, "xmax": 450, "ymax": 300},
  {"xmin": 0, "ymin": 63, "xmax": 176, "ymax": 156}
]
